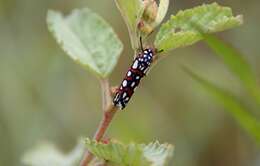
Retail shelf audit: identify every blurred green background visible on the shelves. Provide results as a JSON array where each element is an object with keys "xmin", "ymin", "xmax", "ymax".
[{"xmin": 0, "ymin": 0, "xmax": 259, "ymax": 165}]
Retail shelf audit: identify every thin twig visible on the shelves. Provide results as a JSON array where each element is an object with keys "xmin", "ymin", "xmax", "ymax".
[
  {"xmin": 80, "ymin": 106, "xmax": 117, "ymax": 165},
  {"xmin": 80, "ymin": 78, "xmax": 118, "ymax": 166},
  {"xmin": 100, "ymin": 78, "xmax": 112, "ymax": 110}
]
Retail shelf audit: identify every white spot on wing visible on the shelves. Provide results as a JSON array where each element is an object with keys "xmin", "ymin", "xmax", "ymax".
[
  {"xmin": 114, "ymin": 94, "xmax": 119, "ymax": 102},
  {"xmin": 123, "ymin": 92, "xmax": 127, "ymax": 98},
  {"xmin": 122, "ymin": 80, "xmax": 127, "ymax": 87},
  {"xmin": 131, "ymin": 82, "xmax": 135, "ymax": 87},
  {"xmin": 144, "ymin": 68, "xmax": 149, "ymax": 74},
  {"xmin": 127, "ymin": 71, "xmax": 131, "ymax": 77},
  {"xmin": 118, "ymin": 102, "xmax": 123, "ymax": 109},
  {"xmin": 132, "ymin": 60, "xmax": 138, "ymax": 69}
]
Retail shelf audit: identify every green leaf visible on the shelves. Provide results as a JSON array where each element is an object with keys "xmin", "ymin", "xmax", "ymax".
[
  {"xmin": 85, "ymin": 138, "xmax": 174, "ymax": 166},
  {"xmin": 184, "ymin": 67, "xmax": 260, "ymax": 144},
  {"xmin": 139, "ymin": 0, "xmax": 169, "ymax": 36},
  {"xmin": 204, "ymin": 34, "xmax": 260, "ymax": 107},
  {"xmin": 47, "ymin": 8, "xmax": 123, "ymax": 78},
  {"xmin": 154, "ymin": 0, "xmax": 169, "ymax": 27},
  {"xmin": 114, "ymin": 0, "xmax": 144, "ymax": 49},
  {"xmin": 155, "ymin": 3, "xmax": 243, "ymax": 52},
  {"xmin": 22, "ymin": 141, "xmax": 85, "ymax": 166},
  {"xmin": 142, "ymin": 141, "xmax": 174, "ymax": 166}
]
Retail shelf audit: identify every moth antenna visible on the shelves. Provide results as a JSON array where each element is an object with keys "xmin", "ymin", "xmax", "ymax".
[{"xmin": 139, "ymin": 36, "xmax": 144, "ymax": 52}]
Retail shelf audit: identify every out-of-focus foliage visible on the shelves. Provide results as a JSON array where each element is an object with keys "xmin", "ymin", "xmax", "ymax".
[
  {"xmin": 85, "ymin": 138, "xmax": 173, "ymax": 166},
  {"xmin": 204, "ymin": 34, "xmax": 260, "ymax": 106},
  {"xmin": 47, "ymin": 8, "xmax": 123, "ymax": 78},
  {"xmin": 155, "ymin": 3, "xmax": 243, "ymax": 52},
  {"xmin": 22, "ymin": 141, "xmax": 84, "ymax": 166},
  {"xmin": 185, "ymin": 67, "xmax": 260, "ymax": 144},
  {"xmin": 184, "ymin": 34, "xmax": 260, "ymax": 145}
]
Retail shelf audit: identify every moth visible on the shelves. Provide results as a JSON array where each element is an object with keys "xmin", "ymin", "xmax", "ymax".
[{"xmin": 113, "ymin": 47, "xmax": 156, "ymax": 110}]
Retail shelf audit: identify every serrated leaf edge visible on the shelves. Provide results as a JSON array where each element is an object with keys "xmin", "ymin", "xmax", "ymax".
[{"xmin": 47, "ymin": 8, "xmax": 123, "ymax": 78}]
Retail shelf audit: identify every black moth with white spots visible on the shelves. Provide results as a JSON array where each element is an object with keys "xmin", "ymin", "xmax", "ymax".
[{"xmin": 113, "ymin": 48, "xmax": 155, "ymax": 110}]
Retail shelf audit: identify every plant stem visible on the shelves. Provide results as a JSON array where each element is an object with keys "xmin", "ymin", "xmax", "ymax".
[
  {"xmin": 100, "ymin": 79, "xmax": 112, "ymax": 111},
  {"xmin": 80, "ymin": 79, "xmax": 118, "ymax": 166}
]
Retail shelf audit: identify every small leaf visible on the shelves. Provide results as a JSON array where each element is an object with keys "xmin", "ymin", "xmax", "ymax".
[
  {"xmin": 47, "ymin": 8, "xmax": 123, "ymax": 78},
  {"xmin": 142, "ymin": 141, "xmax": 174, "ymax": 166},
  {"xmin": 142, "ymin": 0, "xmax": 158, "ymax": 23},
  {"xmin": 184, "ymin": 67, "xmax": 260, "ymax": 144},
  {"xmin": 85, "ymin": 138, "xmax": 174, "ymax": 166},
  {"xmin": 22, "ymin": 141, "xmax": 85, "ymax": 166},
  {"xmin": 154, "ymin": 0, "xmax": 169, "ymax": 27},
  {"xmin": 155, "ymin": 3, "xmax": 243, "ymax": 52},
  {"xmin": 204, "ymin": 34, "xmax": 260, "ymax": 107},
  {"xmin": 115, "ymin": 0, "xmax": 144, "ymax": 49},
  {"xmin": 139, "ymin": 0, "xmax": 169, "ymax": 36}
]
